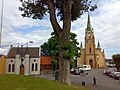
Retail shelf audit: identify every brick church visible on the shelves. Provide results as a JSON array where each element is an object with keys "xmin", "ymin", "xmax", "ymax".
[{"xmin": 77, "ymin": 14, "xmax": 106, "ymax": 68}]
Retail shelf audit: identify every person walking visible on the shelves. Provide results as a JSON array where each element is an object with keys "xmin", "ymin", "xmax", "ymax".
[{"xmin": 92, "ymin": 76, "xmax": 97, "ymax": 86}]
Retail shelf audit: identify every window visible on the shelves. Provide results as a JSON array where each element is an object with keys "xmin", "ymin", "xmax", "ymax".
[
  {"xmin": 32, "ymin": 64, "xmax": 34, "ymax": 71},
  {"xmin": 35, "ymin": 63, "xmax": 38, "ymax": 71},
  {"xmin": 8, "ymin": 64, "xmax": 11, "ymax": 72},
  {"xmin": 89, "ymin": 48, "xmax": 91, "ymax": 53},
  {"xmin": 12, "ymin": 64, "xmax": 15, "ymax": 72}
]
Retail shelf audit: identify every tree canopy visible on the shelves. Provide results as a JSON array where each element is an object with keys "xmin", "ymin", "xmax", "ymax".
[{"xmin": 19, "ymin": 0, "xmax": 97, "ymax": 21}]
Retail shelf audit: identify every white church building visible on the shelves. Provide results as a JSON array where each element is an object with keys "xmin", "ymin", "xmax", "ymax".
[{"xmin": 6, "ymin": 45, "xmax": 40, "ymax": 75}]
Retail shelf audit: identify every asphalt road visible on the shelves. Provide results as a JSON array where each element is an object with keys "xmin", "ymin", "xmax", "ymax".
[{"xmin": 70, "ymin": 69, "xmax": 120, "ymax": 90}]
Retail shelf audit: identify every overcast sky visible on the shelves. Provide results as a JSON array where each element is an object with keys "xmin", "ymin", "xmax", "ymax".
[{"xmin": 0, "ymin": 0, "xmax": 120, "ymax": 59}]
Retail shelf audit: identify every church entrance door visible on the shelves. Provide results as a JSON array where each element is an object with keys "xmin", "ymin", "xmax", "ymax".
[
  {"xmin": 20, "ymin": 64, "xmax": 24, "ymax": 75},
  {"xmin": 89, "ymin": 59, "xmax": 93, "ymax": 68}
]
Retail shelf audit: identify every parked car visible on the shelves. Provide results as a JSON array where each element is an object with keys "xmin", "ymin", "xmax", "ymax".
[
  {"xmin": 104, "ymin": 68, "xmax": 117, "ymax": 76},
  {"xmin": 108, "ymin": 71, "xmax": 115, "ymax": 77},
  {"xmin": 104, "ymin": 69, "xmax": 114, "ymax": 76},
  {"xmin": 70, "ymin": 67, "xmax": 81, "ymax": 75},
  {"xmin": 114, "ymin": 73, "xmax": 120, "ymax": 80},
  {"xmin": 70, "ymin": 67, "xmax": 88, "ymax": 75},
  {"xmin": 78, "ymin": 65, "xmax": 91, "ymax": 71}
]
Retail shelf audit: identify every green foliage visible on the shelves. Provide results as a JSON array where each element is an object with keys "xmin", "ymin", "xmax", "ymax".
[
  {"xmin": 51, "ymin": 59, "xmax": 58, "ymax": 71},
  {"xmin": 112, "ymin": 54, "xmax": 120, "ymax": 71},
  {"xmin": 41, "ymin": 32, "xmax": 80, "ymax": 68},
  {"xmin": 41, "ymin": 32, "xmax": 80, "ymax": 58},
  {"xmin": 41, "ymin": 32, "xmax": 59, "ymax": 56},
  {"xmin": 19, "ymin": 0, "xmax": 97, "ymax": 21},
  {"xmin": 0, "ymin": 75, "xmax": 90, "ymax": 90}
]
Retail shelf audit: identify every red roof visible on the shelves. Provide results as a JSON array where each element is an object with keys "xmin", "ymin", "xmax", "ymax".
[{"xmin": 40, "ymin": 56, "xmax": 57, "ymax": 65}]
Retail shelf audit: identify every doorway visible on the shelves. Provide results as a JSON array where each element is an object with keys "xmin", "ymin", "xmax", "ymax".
[
  {"xmin": 89, "ymin": 59, "xmax": 93, "ymax": 68},
  {"xmin": 20, "ymin": 64, "xmax": 24, "ymax": 75}
]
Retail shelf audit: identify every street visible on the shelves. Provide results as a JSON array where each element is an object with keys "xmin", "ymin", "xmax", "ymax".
[{"xmin": 70, "ymin": 69, "xmax": 120, "ymax": 90}]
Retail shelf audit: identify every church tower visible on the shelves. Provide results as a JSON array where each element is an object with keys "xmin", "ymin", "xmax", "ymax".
[
  {"xmin": 77, "ymin": 14, "xmax": 106, "ymax": 68},
  {"xmin": 84, "ymin": 14, "xmax": 96, "ymax": 67}
]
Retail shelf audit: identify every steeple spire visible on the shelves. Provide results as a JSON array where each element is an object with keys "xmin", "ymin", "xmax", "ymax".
[
  {"xmin": 97, "ymin": 41, "xmax": 101, "ymax": 48},
  {"xmin": 87, "ymin": 13, "xmax": 91, "ymax": 30},
  {"xmin": 80, "ymin": 41, "xmax": 83, "ymax": 49},
  {"xmin": 85, "ymin": 13, "xmax": 94, "ymax": 34}
]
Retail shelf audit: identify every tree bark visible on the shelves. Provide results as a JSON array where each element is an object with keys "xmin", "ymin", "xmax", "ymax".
[
  {"xmin": 59, "ymin": 35, "xmax": 70, "ymax": 84},
  {"xmin": 47, "ymin": 0, "xmax": 73, "ymax": 85}
]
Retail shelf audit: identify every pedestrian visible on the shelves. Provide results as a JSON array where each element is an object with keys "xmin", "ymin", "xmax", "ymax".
[{"xmin": 92, "ymin": 76, "xmax": 97, "ymax": 86}]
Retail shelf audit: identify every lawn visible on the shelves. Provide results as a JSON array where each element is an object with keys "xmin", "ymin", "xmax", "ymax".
[{"xmin": 0, "ymin": 75, "xmax": 90, "ymax": 90}]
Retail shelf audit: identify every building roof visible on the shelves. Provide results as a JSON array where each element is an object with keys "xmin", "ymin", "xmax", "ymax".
[
  {"xmin": 40, "ymin": 56, "xmax": 57, "ymax": 65},
  {"xmin": 7, "ymin": 47, "xmax": 39, "ymax": 58}
]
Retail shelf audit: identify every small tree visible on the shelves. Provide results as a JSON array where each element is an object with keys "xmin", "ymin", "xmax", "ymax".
[
  {"xmin": 112, "ymin": 54, "xmax": 120, "ymax": 72},
  {"xmin": 51, "ymin": 59, "xmax": 58, "ymax": 76}
]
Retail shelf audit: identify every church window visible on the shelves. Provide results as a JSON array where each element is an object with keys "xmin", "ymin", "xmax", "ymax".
[
  {"xmin": 32, "ymin": 63, "xmax": 34, "ymax": 71},
  {"xmin": 35, "ymin": 63, "xmax": 38, "ymax": 71},
  {"xmin": 89, "ymin": 48, "xmax": 91, "ymax": 53},
  {"xmin": 8, "ymin": 64, "xmax": 11, "ymax": 72},
  {"xmin": 12, "ymin": 64, "xmax": 15, "ymax": 72}
]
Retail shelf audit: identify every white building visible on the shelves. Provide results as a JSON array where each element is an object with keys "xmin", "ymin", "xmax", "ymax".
[{"xmin": 6, "ymin": 45, "xmax": 40, "ymax": 75}]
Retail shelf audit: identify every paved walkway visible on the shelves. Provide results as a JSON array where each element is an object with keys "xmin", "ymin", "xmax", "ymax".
[{"xmin": 38, "ymin": 69, "xmax": 120, "ymax": 90}]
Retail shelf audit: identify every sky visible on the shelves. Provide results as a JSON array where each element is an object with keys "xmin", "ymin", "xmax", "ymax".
[{"xmin": 0, "ymin": 0, "xmax": 120, "ymax": 59}]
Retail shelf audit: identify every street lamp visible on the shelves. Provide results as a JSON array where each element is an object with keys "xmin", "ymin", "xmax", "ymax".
[{"xmin": 19, "ymin": 41, "xmax": 33, "ymax": 75}]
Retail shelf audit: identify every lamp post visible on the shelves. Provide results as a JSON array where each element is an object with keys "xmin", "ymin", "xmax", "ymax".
[{"xmin": 19, "ymin": 41, "xmax": 33, "ymax": 75}]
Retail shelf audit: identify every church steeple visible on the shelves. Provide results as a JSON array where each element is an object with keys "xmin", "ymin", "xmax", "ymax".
[
  {"xmin": 97, "ymin": 41, "xmax": 101, "ymax": 48},
  {"xmin": 87, "ymin": 13, "xmax": 91, "ymax": 30},
  {"xmin": 86, "ymin": 13, "xmax": 93, "ymax": 33},
  {"xmin": 80, "ymin": 41, "xmax": 83, "ymax": 49}
]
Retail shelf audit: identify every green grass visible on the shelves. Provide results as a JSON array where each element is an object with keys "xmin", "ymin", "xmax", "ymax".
[{"xmin": 0, "ymin": 75, "xmax": 90, "ymax": 90}]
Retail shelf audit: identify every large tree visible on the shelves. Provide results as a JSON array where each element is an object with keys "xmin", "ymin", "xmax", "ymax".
[
  {"xmin": 19, "ymin": 0, "xmax": 97, "ymax": 84},
  {"xmin": 112, "ymin": 54, "xmax": 120, "ymax": 72}
]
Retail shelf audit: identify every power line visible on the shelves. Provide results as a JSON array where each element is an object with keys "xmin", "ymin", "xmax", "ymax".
[{"xmin": 0, "ymin": 0, "xmax": 4, "ymax": 48}]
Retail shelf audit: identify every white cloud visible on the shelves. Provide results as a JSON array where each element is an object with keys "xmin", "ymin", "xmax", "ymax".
[{"xmin": 0, "ymin": 0, "xmax": 120, "ymax": 59}]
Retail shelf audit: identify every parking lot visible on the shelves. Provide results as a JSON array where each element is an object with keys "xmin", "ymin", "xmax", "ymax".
[{"xmin": 70, "ymin": 69, "xmax": 120, "ymax": 90}]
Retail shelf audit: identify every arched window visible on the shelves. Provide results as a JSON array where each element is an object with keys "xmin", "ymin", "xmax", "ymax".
[
  {"xmin": 8, "ymin": 64, "xmax": 11, "ymax": 72},
  {"xmin": 89, "ymin": 48, "xmax": 91, "ymax": 53},
  {"xmin": 35, "ymin": 63, "xmax": 38, "ymax": 71},
  {"xmin": 32, "ymin": 63, "xmax": 34, "ymax": 71},
  {"xmin": 12, "ymin": 64, "xmax": 15, "ymax": 72}
]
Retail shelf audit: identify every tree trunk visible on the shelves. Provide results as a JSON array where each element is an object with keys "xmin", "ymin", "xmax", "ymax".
[
  {"xmin": 47, "ymin": 0, "xmax": 72, "ymax": 85},
  {"xmin": 58, "ymin": 35, "xmax": 70, "ymax": 85}
]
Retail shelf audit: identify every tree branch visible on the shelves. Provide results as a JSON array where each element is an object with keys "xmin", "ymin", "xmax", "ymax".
[
  {"xmin": 63, "ymin": 0, "xmax": 73, "ymax": 36},
  {"xmin": 47, "ymin": 0, "xmax": 62, "ymax": 37}
]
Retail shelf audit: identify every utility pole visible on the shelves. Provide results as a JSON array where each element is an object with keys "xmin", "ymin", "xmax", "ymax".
[{"xmin": 0, "ymin": 0, "xmax": 4, "ymax": 48}]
